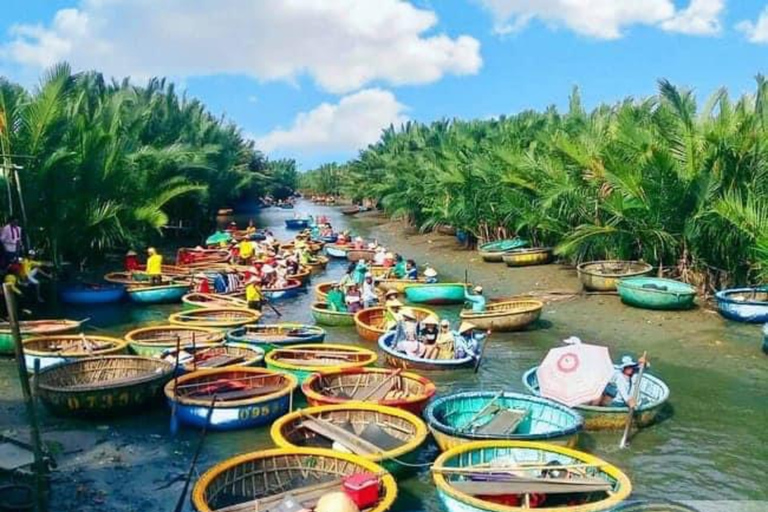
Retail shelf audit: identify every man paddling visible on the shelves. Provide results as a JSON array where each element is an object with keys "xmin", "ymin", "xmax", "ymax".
[
  {"xmin": 464, "ymin": 285, "xmax": 487, "ymax": 312},
  {"xmin": 594, "ymin": 355, "xmax": 647, "ymax": 407}
]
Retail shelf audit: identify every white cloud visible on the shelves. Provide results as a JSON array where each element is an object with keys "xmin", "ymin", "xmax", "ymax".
[
  {"xmin": 0, "ymin": 0, "xmax": 482, "ymax": 94},
  {"xmin": 737, "ymin": 6, "xmax": 768, "ymax": 43},
  {"xmin": 478, "ymin": 0, "xmax": 724, "ymax": 39},
  {"xmin": 256, "ymin": 89, "xmax": 407, "ymax": 155}
]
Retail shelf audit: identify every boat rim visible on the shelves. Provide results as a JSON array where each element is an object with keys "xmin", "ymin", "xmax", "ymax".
[
  {"xmin": 0, "ymin": 319, "xmax": 85, "ymax": 335},
  {"xmin": 714, "ymin": 287, "xmax": 768, "ymax": 306},
  {"xmin": 165, "ymin": 367, "xmax": 297, "ymax": 407},
  {"xmin": 432, "ymin": 440, "xmax": 632, "ymax": 512},
  {"xmin": 617, "ymin": 277, "xmax": 696, "ymax": 295},
  {"xmin": 191, "ymin": 447, "xmax": 398, "ymax": 512},
  {"xmin": 270, "ymin": 402, "xmax": 428, "ymax": 461},
  {"xmin": 459, "ymin": 299, "xmax": 543, "ymax": 320},
  {"xmin": 301, "ymin": 367, "xmax": 437, "ymax": 406},
  {"xmin": 36, "ymin": 355, "xmax": 173, "ymax": 393},
  {"xmin": 502, "ymin": 247, "xmax": 554, "ymax": 256},
  {"xmin": 354, "ymin": 306, "xmax": 436, "ymax": 333},
  {"xmin": 576, "ymin": 260, "xmax": 653, "ymax": 278},
  {"xmin": 124, "ymin": 325, "xmax": 224, "ymax": 344},
  {"xmin": 264, "ymin": 343, "xmax": 378, "ymax": 372},
  {"xmin": 311, "ymin": 302, "xmax": 354, "ymax": 316},
  {"xmin": 22, "ymin": 335, "xmax": 128, "ymax": 357},
  {"xmin": 126, "ymin": 283, "xmax": 189, "ymax": 293},
  {"xmin": 423, "ymin": 390, "xmax": 584, "ymax": 441},
  {"xmin": 378, "ymin": 331, "xmax": 475, "ymax": 366}
]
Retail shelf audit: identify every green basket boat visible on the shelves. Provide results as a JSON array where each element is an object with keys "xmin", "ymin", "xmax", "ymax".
[
  {"xmin": 523, "ymin": 366, "xmax": 670, "ymax": 430},
  {"xmin": 0, "ymin": 319, "xmax": 85, "ymax": 356},
  {"xmin": 617, "ymin": 277, "xmax": 696, "ymax": 310},
  {"xmin": 310, "ymin": 302, "xmax": 356, "ymax": 326},
  {"xmin": 264, "ymin": 343, "xmax": 377, "ymax": 383},
  {"xmin": 432, "ymin": 441, "xmax": 632, "ymax": 512},
  {"xmin": 424, "ymin": 391, "xmax": 584, "ymax": 451},
  {"xmin": 404, "ymin": 283, "xmax": 468, "ymax": 305},
  {"xmin": 477, "ymin": 238, "xmax": 528, "ymax": 263},
  {"xmin": 225, "ymin": 324, "xmax": 326, "ymax": 352}
]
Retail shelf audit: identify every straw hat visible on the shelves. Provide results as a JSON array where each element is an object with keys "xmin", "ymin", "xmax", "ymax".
[
  {"xmin": 355, "ymin": 236, "xmax": 363, "ymax": 242},
  {"xmin": 401, "ymin": 308, "xmax": 417, "ymax": 320},
  {"xmin": 147, "ymin": 247, "xmax": 157, "ymax": 255},
  {"xmin": 423, "ymin": 315, "xmax": 439, "ymax": 325},
  {"xmin": 424, "ymin": 267, "xmax": 438, "ymax": 277},
  {"xmin": 473, "ymin": 285, "xmax": 483, "ymax": 293},
  {"xmin": 458, "ymin": 321, "xmax": 476, "ymax": 333},
  {"xmin": 386, "ymin": 299, "xmax": 404, "ymax": 308},
  {"xmin": 385, "ymin": 289, "xmax": 398, "ymax": 297},
  {"xmin": 126, "ymin": 250, "xmax": 137, "ymax": 256}
]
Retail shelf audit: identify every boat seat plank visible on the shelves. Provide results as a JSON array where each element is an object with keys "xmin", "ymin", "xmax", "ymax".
[
  {"xmin": 299, "ymin": 416, "xmax": 382, "ymax": 456},
  {"xmin": 214, "ymin": 478, "xmax": 343, "ymax": 512},
  {"xmin": 188, "ymin": 385, "xmax": 284, "ymax": 401},
  {"xmin": 450, "ymin": 476, "xmax": 612, "ymax": 496},
  {"xmin": 474, "ymin": 409, "xmax": 528, "ymax": 436},
  {"xmin": 350, "ymin": 379, "xmax": 396, "ymax": 401},
  {"xmin": 67, "ymin": 374, "xmax": 155, "ymax": 390},
  {"xmin": 196, "ymin": 355, "xmax": 246, "ymax": 368}
]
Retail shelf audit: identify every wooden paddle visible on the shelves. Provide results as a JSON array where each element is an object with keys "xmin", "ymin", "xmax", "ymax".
[
  {"xmin": 473, "ymin": 330, "xmax": 491, "ymax": 373},
  {"xmin": 357, "ymin": 369, "xmax": 402, "ymax": 401},
  {"xmin": 619, "ymin": 351, "xmax": 648, "ymax": 449}
]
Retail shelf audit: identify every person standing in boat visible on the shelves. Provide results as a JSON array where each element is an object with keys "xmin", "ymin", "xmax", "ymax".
[
  {"xmin": 353, "ymin": 259, "xmax": 368, "ymax": 285},
  {"xmin": 464, "ymin": 285, "xmax": 486, "ymax": 312},
  {"xmin": 338, "ymin": 263, "xmax": 356, "ymax": 289},
  {"xmin": 238, "ymin": 237, "xmax": 254, "ymax": 265},
  {"xmin": 146, "ymin": 247, "xmax": 163, "ymax": 285},
  {"xmin": 0, "ymin": 217, "xmax": 22, "ymax": 264},
  {"xmin": 392, "ymin": 254, "xmax": 406, "ymax": 278},
  {"xmin": 594, "ymin": 355, "xmax": 646, "ymax": 407},
  {"xmin": 454, "ymin": 322, "xmax": 481, "ymax": 358},
  {"xmin": 245, "ymin": 276, "xmax": 264, "ymax": 311},
  {"xmin": 326, "ymin": 283, "xmax": 347, "ymax": 312},
  {"xmin": 361, "ymin": 274, "xmax": 378, "ymax": 308},
  {"xmin": 345, "ymin": 283, "xmax": 363, "ymax": 313}
]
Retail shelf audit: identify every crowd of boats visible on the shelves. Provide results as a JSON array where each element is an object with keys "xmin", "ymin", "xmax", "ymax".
[{"xmin": 2, "ymin": 207, "xmax": 766, "ymax": 512}]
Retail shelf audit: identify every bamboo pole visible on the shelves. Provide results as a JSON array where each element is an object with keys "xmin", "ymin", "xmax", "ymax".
[{"xmin": 4, "ymin": 283, "xmax": 48, "ymax": 512}]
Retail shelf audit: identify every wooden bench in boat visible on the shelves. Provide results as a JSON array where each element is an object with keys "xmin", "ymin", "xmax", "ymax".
[
  {"xmin": 214, "ymin": 478, "xmax": 344, "ymax": 512},
  {"xmin": 474, "ymin": 409, "xmax": 528, "ymax": 436},
  {"xmin": 450, "ymin": 475, "xmax": 612, "ymax": 495},
  {"xmin": 187, "ymin": 384, "xmax": 285, "ymax": 402},
  {"xmin": 195, "ymin": 355, "xmax": 245, "ymax": 368}
]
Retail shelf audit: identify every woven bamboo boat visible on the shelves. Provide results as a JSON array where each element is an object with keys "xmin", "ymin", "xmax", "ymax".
[
  {"xmin": 376, "ymin": 277, "xmax": 426, "ymax": 293},
  {"xmin": 177, "ymin": 248, "xmax": 230, "ymax": 267},
  {"xmin": 404, "ymin": 283, "xmax": 468, "ymax": 305},
  {"xmin": 191, "ymin": 447, "xmax": 397, "ymax": 512},
  {"xmin": 432, "ymin": 441, "xmax": 632, "ymax": 512},
  {"xmin": 302, "ymin": 367, "xmax": 436, "ymax": 414},
  {"xmin": 424, "ymin": 391, "xmax": 584, "ymax": 451},
  {"xmin": 36, "ymin": 356, "xmax": 174, "ymax": 417},
  {"xmin": 125, "ymin": 325, "xmax": 224, "ymax": 356},
  {"xmin": 161, "ymin": 343, "xmax": 265, "ymax": 373},
  {"xmin": 226, "ymin": 323, "xmax": 325, "ymax": 350},
  {"xmin": 314, "ymin": 281, "xmax": 334, "ymax": 302},
  {"xmin": 577, "ymin": 260, "xmax": 653, "ymax": 291},
  {"xmin": 310, "ymin": 302, "xmax": 356, "ymax": 326},
  {"xmin": 354, "ymin": 306, "xmax": 435, "ymax": 343},
  {"xmin": 103, "ymin": 271, "xmax": 170, "ymax": 286},
  {"xmin": 523, "ymin": 367, "xmax": 670, "ymax": 430},
  {"xmin": 477, "ymin": 238, "xmax": 528, "ymax": 263},
  {"xmin": 165, "ymin": 367, "xmax": 296, "ymax": 430},
  {"xmin": 127, "ymin": 283, "xmax": 190, "ymax": 304},
  {"xmin": 262, "ymin": 279, "xmax": 303, "ymax": 300},
  {"xmin": 459, "ymin": 300, "xmax": 543, "ymax": 332},
  {"xmin": 265, "ymin": 343, "xmax": 377, "ymax": 383},
  {"xmin": 0, "ymin": 319, "xmax": 85, "ymax": 356},
  {"xmin": 612, "ymin": 503, "xmax": 701, "ymax": 512},
  {"xmin": 306, "ymin": 255, "xmax": 329, "ymax": 274},
  {"xmin": 617, "ymin": 277, "xmax": 697, "ymax": 310},
  {"xmin": 325, "ymin": 243, "xmax": 350, "ymax": 258},
  {"xmin": 290, "ymin": 267, "xmax": 312, "ymax": 286},
  {"xmin": 59, "ymin": 283, "xmax": 126, "ymax": 305},
  {"xmin": 23, "ymin": 335, "xmax": 128, "ymax": 372},
  {"xmin": 502, "ymin": 247, "xmax": 553, "ymax": 267},
  {"xmin": 347, "ymin": 248, "xmax": 376, "ymax": 262},
  {"xmin": 716, "ymin": 287, "xmax": 768, "ymax": 323},
  {"xmin": 168, "ymin": 308, "xmax": 261, "ymax": 329},
  {"xmin": 378, "ymin": 331, "xmax": 477, "ymax": 371},
  {"xmin": 270, "ymin": 403, "xmax": 427, "ymax": 475},
  {"xmin": 182, "ymin": 293, "xmax": 248, "ymax": 310}
]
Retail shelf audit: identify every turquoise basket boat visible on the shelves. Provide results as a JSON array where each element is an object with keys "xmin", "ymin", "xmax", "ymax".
[
  {"xmin": 523, "ymin": 366, "xmax": 670, "ymax": 431},
  {"xmin": 424, "ymin": 391, "xmax": 584, "ymax": 451},
  {"xmin": 404, "ymin": 283, "xmax": 468, "ymax": 305},
  {"xmin": 617, "ymin": 277, "xmax": 696, "ymax": 310},
  {"xmin": 477, "ymin": 238, "xmax": 528, "ymax": 262},
  {"xmin": 432, "ymin": 441, "xmax": 632, "ymax": 512},
  {"xmin": 715, "ymin": 287, "xmax": 768, "ymax": 323},
  {"xmin": 127, "ymin": 283, "xmax": 190, "ymax": 304}
]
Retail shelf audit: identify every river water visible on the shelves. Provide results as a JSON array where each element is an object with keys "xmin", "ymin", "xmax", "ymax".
[{"xmin": 1, "ymin": 199, "xmax": 766, "ymax": 511}]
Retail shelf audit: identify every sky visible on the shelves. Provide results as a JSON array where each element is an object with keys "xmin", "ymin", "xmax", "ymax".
[{"xmin": 1, "ymin": 0, "xmax": 767, "ymax": 169}]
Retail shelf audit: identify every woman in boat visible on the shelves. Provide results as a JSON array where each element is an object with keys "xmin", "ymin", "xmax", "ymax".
[
  {"xmin": 146, "ymin": 247, "xmax": 163, "ymax": 285},
  {"xmin": 373, "ymin": 246, "xmax": 386, "ymax": 266},
  {"xmin": 238, "ymin": 238, "xmax": 254, "ymax": 265},
  {"xmin": 454, "ymin": 322, "xmax": 481, "ymax": 358},
  {"xmin": 594, "ymin": 355, "xmax": 646, "ymax": 407},
  {"xmin": 245, "ymin": 276, "xmax": 264, "ymax": 311},
  {"xmin": 435, "ymin": 319, "xmax": 455, "ymax": 359},
  {"xmin": 326, "ymin": 284, "xmax": 347, "ymax": 312},
  {"xmin": 345, "ymin": 283, "xmax": 363, "ymax": 313},
  {"xmin": 353, "ymin": 236, "xmax": 365, "ymax": 249},
  {"xmin": 397, "ymin": 309, "xmax": 426, "ymax": 358},
  {"xmin": 419, "ymin": 316, "xmax": 440, "ymax": 359},
  {"xmin": 383, "ymin": 251, "xmax": 395, "ymax": 268},
  {"xmin": 464, "ymin": 285, "xmax": 487, "ymax": 312},
  {"xmin": 393, "ymin": 255, "xmax": 406, "ymax": 278},
  {"xmin": 245, "ymin": 219, "xmax": 257, "ymax": 237},
  {"xmin": 362, "ymin": 274, "xmax": 378, "ymax": 308},
  {"xmin": 423, "ymin": 266, "xmax": 438, "ymax": 284},
  {"xmin": 124, "ymin": 250, "xmax": 140, "ymax": 271},
  {"xmin": 405, "ymin": 259, "xmax": 418, "ymax": 280},
  {"xmin": 353, "ymin": 259, "xmax": 368, "ymax": 285},
  {"xmin": 384, "ymin": 296, "xmax": 403, "ymax": 327}
]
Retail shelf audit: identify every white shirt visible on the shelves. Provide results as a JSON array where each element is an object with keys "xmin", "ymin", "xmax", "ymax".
[
  {"xmin": 0, "ymin": 224, "xmax": 21, "ymax": 252},
  {"xmin": 362, "ymin": 281, "xmax": 377, "ymax": 302},
  {"xmin": 373, "ymin": 252, "xmax": 386, "ymax": 265},
  {"xmin": 611, "ymin": 370, "xmax": 640, "ymax": 405}
]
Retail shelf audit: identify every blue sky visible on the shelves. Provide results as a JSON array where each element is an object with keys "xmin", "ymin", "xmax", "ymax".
[{"xmin": 1, "ymin": 1, "xmax": 767, "ymax": 169}]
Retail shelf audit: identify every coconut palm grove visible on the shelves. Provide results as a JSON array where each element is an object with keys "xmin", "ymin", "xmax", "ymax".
[{"xmin": 0, "ymin": 2, "xmax": 766, "ymax": 512}]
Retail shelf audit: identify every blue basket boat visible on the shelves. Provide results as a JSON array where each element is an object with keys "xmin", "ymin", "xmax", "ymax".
[
  {"xmin": 324, "ymin": 243, "xmax": 350, "ymax": 258},
  {"xmin": 285, "ymin": 218, "xmax": 310, "ymax": 230},
  {"xmin": 715, "ymin": 287, "xmax": 768, "ymax": 323},
  {"xmin": 424, "ymin": 391, "xmax": 584, "ymax": 451},
  {"xmin": 226, "ymin": 324, "xmax": 326, "ymax": 351},
  {"xmin": 523, "ymin": 366, "xmax": 670, "ymax": 431},
  {"xmin": 127, "ymin": 283, "xmax": 190, "ymax": 304},
  {"xmin": 318, "ymin": 234, "xmax": 338, "ymax": 243},
  {"xmin": 432, "ymin": 441, "xmax": 632, "ymax": 512},
  {"xmin": 477, "ymin": 238, "xmax": 528, "ymax": 262},
  {"xmin": 262, "ymin": 279, "xmax": 303, "ymax": 300},
  {"xmin": 404, "ymin": 283, "xmax": 468, "ymax": 305},
  {"xmin": 164, "ymin": 367, "xmax": 298, "ymax": 431},
  {"xmin": 617, "ymin": 277, "xmax": 696, "ymax": 310},
  {"xmin": 59, "ymin": 283, "xmax": 126, "ymax": 305},
  {"xmin": 378, "ymin": 330, "xmax": 477, "ymax": 372}
]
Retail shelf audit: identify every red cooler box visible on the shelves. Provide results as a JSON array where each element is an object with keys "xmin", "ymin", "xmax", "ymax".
[{"xmin": 343, "ymin": 473, "xmax": 380, "ymax": 510}]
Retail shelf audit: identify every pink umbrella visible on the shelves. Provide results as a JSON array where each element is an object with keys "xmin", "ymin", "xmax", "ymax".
[{"xmin": 536, "ymin": 343, "xmax": 615, "ymax": 407}]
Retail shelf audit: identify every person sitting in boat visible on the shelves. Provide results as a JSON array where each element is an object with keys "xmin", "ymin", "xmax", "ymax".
[
  {"xmin": 238, "ymin": 238, "xmax": 254, "ymax": 265},
  {"xmin": 435, "ymin": 319, "xmax": 455, "ymax": 359},
  {"xmin": 261, "ymin": 264, "xmax": 277, "ymax": 288},
  {"xmin": 405, "ymin": 259, "xmax": 419, "ymax": 280},
  {"xmin": 124, "ymin": 250, "xmax": 140, "ymax": 271},
  {"xmin": 345, "ymin": 283, "xmax": 363, "ymax": 313},
  {"xmin": 419, "ymin": 316, "xmax": 441, "ymax": 359},
  {"xmin": 146, "ymin": 247, "xmax": 163, "ymax": 285},
  {"xmin": 454, "ymin": 322, "xmax": 481, "ymax": 358},
  {"xmin": 353, "ymin": 236, "xmax": 365, "ymax": 249},
  {"xmin": 245, "ymin": 220, "xmax": 257, "ymax": 237},
  {"xmin": 245, "ymin": 276, "xmax": 264, "ymax": 311},
  {"xmin": 339, "ymin": 263, "xmax": 356, "ymax": 289},
  {"xmin": 326, "ymin": 283, "xmax": 347, "ymax": 312},
  {"xmin": 464, "ymin": 285, "xmax": 487, "ymax": 312},
  {"xmin": 383, "ymin": 251, "xmax": 395, "ymax": 268},
  {"xmin": 354, "ymin": 259, "xmax": 368, "ymax": 285},
  {"xmin": 362, "ymin": 274, "xmax": 378, "ymax": 308},
  {"xmin": 273, "ymin": 262, "xmax": 289, "ymax": 288},
  {"xmin": 396, "ymin": 309, "xmax": 426, "ymax": 357},
  {"xmin": 193, "ymin": 273, "xmax": 211, "ymax": 294},
  {"xmin": 373, "ymin": 246, "xmax": 387, "ymax": 266},
  {"xmin": 285, "ymin": 254, "xmax": 300, "ymax": 275},
  {"xmin": 423, "ymin": 266, "xmax": 438, "ymax": 284},
  {"xmin": 594, "ymin": 355, "xmax": 646, "ymax": 408}
]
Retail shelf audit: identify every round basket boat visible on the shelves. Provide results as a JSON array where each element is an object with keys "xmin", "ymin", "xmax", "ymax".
[
  {"xmin": 265, "ymin": 343, "xmax": 377, "ymax": 383},
  {"xmin": 0, "ymin": 319, "xmax": 85, "ymax": 356},
  {"xmin": 403, "ymin": 283, "xmax": 468, "ymax": 305},
  {"xmin": 125, "ymin": 325, "xmax": 224, "ymax": 357},
  {"xmin": 715, "ymin": 287, "xmax": 768, "ymax": 323},
  {"xmin": 165, "ymin": 367, "xmax": 297, "ymax": 431},
  {"xmin": 103, "ymin": 271, "xmax": 173, "ymax": 286},
  {"xmin": 577, "ymin": 260, "xmax": 653, "ymax": 291},
  {"xmin": 270, "ymin": 403, "xmax": 428, "ymax": 475},
  {"xmin": 127, "ymin": 283, "xmax": 190, "ymax": 304},
  {"xmin": 354, "ymin": 306, "xmax": 434, "ymax": 343},
  {"xmin": 35, "ymin": 356, "xmax": 174, "ymax": 417},
  {"xmin": 302, "ymin": 367, "xmax": 436, "ymax": 415},
  {"xmin": 59, "ymin": 283, "xmax": 125, "ymax": 305},
  {"xmin": 378, "ymin": 331, "xmax": 476, "ymax": 372},
  {"xmin": 191, "ymin": 447, "xmax": 397, "ymax": 512},
  {"xmin": 376, "ymin": 277, "xmax": 425, "ymax": 293},
  {"xmin": 161, "ymin": 343, "xmax": 265, "ymax": 373},
  {"xmin": 502, "ymin": 247, "xmax": 553, "ymax": 267},
  {"xmin": 346, "ymin": 249, "xmax": 376, "ymax": 262},
  {"xmin": 617, "ymin": 277, "xmax": 696, "ymax": 310},
  {"xmin": 306, "ymin": 255, "xmax": 329, "ymax": 274},
  {"xmin": 523, "ymin": 366, "xmax": 670, "ymax": 431},
  {"xmin": 459, "ymin": 300, "xmax": 543, "ymax": 332},
  {"xmin": 226, "ymin": 324, "xmax": 326, "ymax": 351},
  {"xmin": 324, "ymin": 243, "xmax": 350, "ymax": 259},
  {"xmin": 262, "ymin": 279, "xmax": 303, "ymax": 300},
  {"xmin": 341, "ymin": 206, "xmax": 361, "ymax": 215},
  {"xmin": 314, "ymin": 282, "xmax": 334, "ymax": 302},
  {"xmin": 424, "ymin": 391, "xmax": 583, "ymax": 451},
  {"xmin": 285, "ymin": 218, "xmax": 310, "ymax": 230},
  {"xmin": 477, "ymin": 238, "xmax": 528, "ymax": 263},
  {"xmin": 432, "ymin": 441, "xmax": 632, "ymax": 512},
  {"xmin": 182, "ymin": 293, "xmax": 248, "ymax": 310},
  {"xmin": 23, "ymin": 335, "xmax": 128, "ymax": 372},
  {"xmin": 168, "ymin": 307, "xmax": 261, "ymax": 329},
  {"xmin": 310, "ymin": 302, "xmax": 356, "ymax": 326},
  {"xmin": 290, "ymin": 267, "xmax": 312, "ymax": 286}
]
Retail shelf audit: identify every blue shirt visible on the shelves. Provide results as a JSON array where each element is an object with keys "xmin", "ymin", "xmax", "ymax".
[{"xmin": 464, "ymin": 291, "xmax": 486, "ymax": 312}]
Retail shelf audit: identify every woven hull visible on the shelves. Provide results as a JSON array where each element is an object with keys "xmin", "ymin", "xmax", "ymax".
[
  {"xmin": 577, "ymin": 260, "xmax": 653, "ymax": 291},
  {"xmin": 174, "ymin": 394, "xmax": 291, "ymax": 430},
  {"xmin": 715, "ymin": 288, "xmax": 768, "ymax": 323},
  {"xmin": 478, "ymin": 239, "xmax": 527, "ymax": 263},
  {"xmin": 311, "ymin": 303, "xmax": 356, "ymax": 326},
  {"xmin": 23, "ymin": 335, "xmax": 128, "ymax": 372},
  {"xmin": 226, "ymin": 324, "xmax": 325, "ymax": 352},
  {"xmin": 459, "ymin": 300, "xmax": 542, "ymax": 332},
  {"xmin": 125, "ymin": 326, "xmax": 224, "ymax": 356},
  {"xmin": 265, "ymin": 344, "xmax": 377, "ymax": 384},
  {"xmin": 502, "ymin": 247, "xmax": 553, "ymax": 267},
  {"xmin": 59, "ymin": 285, "xmax": 125, "ymax": 305},
  {"xmin": 404, "ymin": 283, "xmax": 466, "ymax": 305},
  {"xmin": 378, "ymin": 331, "xmax": 475, "ymax": 371},
  {"xmin": 346, "ymin": 249, "xmax": 376, "ymax": 262},
  {"xmin": 127, "ymin": 284, "xmax": 189, "ymax": 304},
  {"xmin": 376, "ymin": 278, "xmax": 424, "ymax": 293},
  {"xmin": 617, "ymin": 278, "xmax": 696, "ymax": 310},
  {"xmin": 262, "ymin": 280, "xmax": 302, "ymax": 300}
]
